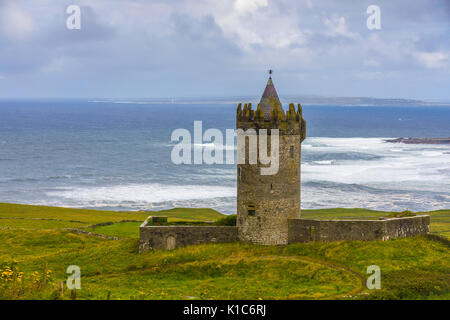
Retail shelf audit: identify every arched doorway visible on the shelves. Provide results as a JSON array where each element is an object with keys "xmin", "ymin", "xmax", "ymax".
[{"xmin": 166, "ymin": 235, "xmax": 176, "ymax": 250}]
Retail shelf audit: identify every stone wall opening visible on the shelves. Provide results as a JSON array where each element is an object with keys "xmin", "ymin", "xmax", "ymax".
[{"xmin": 166, "ymin": 235, "xmax": 176, "ymax": 250}]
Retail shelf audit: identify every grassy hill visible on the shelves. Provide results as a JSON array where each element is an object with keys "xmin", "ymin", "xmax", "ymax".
[{"xmin": 0, "ymin": 203, "xmax": 448, "ymax": 300}]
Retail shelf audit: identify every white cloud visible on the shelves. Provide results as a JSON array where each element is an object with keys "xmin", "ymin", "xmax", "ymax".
[
  {"xmin": 414, "ymin": 51, "xmax": 448, "ymax": 69},
  {"xmin": 324, "ymin": 16, "xmax": 359, "ymax": 39},
  {"xmin": 0, "ymin": 1, "xmax": 34, "ymax": 40},
  {"xmin": 234, "ymin": 0, "xmax": 268, "ymax": 15},
  {"xmin": 208, "ymin": 0, "xmax": 308, "ymax": 51}
]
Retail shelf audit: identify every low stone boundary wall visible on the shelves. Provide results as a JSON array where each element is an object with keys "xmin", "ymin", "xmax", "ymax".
[
  {"xmin": 139, "ymin": 224, "xmax": 238, "ymax": 252},
  {"xmin": 139, "ymin": 215, "xmax": 431, "ymax": 251},
  {"xmin": 288, "ymin": 215, "xmax": 430, "ymax": 243},
  {"xmin": 64, "ymin": 228, "xmax": 121, "ymax": 240}
]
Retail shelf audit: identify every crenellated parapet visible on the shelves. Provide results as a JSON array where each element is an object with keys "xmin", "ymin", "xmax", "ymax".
[{"xmin": 236, "ymin": 102, "xmax": 306, "ymax": 140}]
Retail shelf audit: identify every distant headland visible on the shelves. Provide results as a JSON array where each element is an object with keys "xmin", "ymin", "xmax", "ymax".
[{"xmin": 87, "ymin": 96, "xmax": 450, "ymax": 107}]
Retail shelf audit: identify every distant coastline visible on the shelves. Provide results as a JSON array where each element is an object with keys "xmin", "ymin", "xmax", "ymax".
[
  {"xmin": 85, "ymin": 96, "xmax": 450, "ymax": 107},
  {"xmin": 2, "ymin": 96, "xmax": 449, "ymax": 107}
]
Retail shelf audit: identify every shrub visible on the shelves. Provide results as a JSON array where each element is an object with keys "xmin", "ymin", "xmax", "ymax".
[
  {"xmin": 386, "ymin": 209, "xmax": 416, "ymax": 218},
  {"xmin": 214, "ymin": 215, "xmax": 237, "ymax": 226}
]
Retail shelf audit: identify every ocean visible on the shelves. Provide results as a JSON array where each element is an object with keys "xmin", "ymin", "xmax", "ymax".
[{"xmin": 0, "ymin": 99, "xmax": 449, "ymax": 214}]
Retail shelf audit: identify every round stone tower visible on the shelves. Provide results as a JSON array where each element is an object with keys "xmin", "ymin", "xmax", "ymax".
[{"xmin": 236, "ymin": 76, "xmax": 306, "ymax": 245}]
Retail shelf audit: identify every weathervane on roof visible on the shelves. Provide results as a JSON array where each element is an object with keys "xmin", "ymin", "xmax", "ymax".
[{"xmin": 268, "ymin": 69, "xmax": 273, "ymax": 77}]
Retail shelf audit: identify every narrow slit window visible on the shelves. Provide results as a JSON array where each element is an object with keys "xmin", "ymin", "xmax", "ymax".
[
  {"xmin": 247, "ymin": 204, "xmax": 256, "ymax": 216},
  {"xmin": 290, "ymin": 146, "xmax": 294, "ymax": 158}
]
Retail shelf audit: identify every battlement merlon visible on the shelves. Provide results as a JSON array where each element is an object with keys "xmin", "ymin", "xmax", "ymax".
[{"xmin": 236, "ymin": 103, "xmax": 306, "ymax": 140}]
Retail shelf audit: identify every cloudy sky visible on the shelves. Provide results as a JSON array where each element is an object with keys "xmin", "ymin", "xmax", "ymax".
[{"xmin": 0, "ymin": 0, "xmax": 449, "ymax": 100}]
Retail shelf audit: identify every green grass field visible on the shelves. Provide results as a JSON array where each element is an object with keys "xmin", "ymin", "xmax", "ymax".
[{"xmin": 0, "ymin": 203, "xmax": 448, "ymax": 300}]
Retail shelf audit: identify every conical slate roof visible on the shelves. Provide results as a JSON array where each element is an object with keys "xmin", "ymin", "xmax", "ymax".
[{"xmin": 259, "ymin": 77, "xmax": 282, "ymax": 120}]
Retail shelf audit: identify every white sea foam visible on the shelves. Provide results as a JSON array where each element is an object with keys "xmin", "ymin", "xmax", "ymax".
[
  {"xmin": 301, "ymin": 184, "xmax": 448, "ymax": 211},
  {"xmin": 194, "ymin": 143, "xmax": 215, "ymax": 148},
  {"xmin": 41, "ymin": 137, "xmax": 450, "ymax": 212},
  {"xmin": 312, "ymin": 160, "xmax": 334, "ymax": 165},
  {"xmin": 193, "ymin": 143, "xmax": 236, "ymax": 150},
  {"xmin": 46, "ymin": 183, "xmax": 235, "ymax": 208},
  {"xmin": 302, "ymin": 137, "xmax": 450, "ymax": 191}
]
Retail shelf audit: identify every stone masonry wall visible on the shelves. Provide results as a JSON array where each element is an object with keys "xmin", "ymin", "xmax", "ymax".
[
  {"xmin": 288, "ymin": 215, "xmax": 430, "ymax": 243},
  {"xmin": 139, "ymin": 224, "xmax": 238, "ymax": 252},
  {"xmin": 237, "ymin": 134, "xmax": 302, "ymax": 245},
  {"xmin": 236, "ymin": 103, "xmax": 306, "ymax": 246},
  {"xmin": 382, "ymin": 216, "xmax": 431, "ymax": 240}
]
